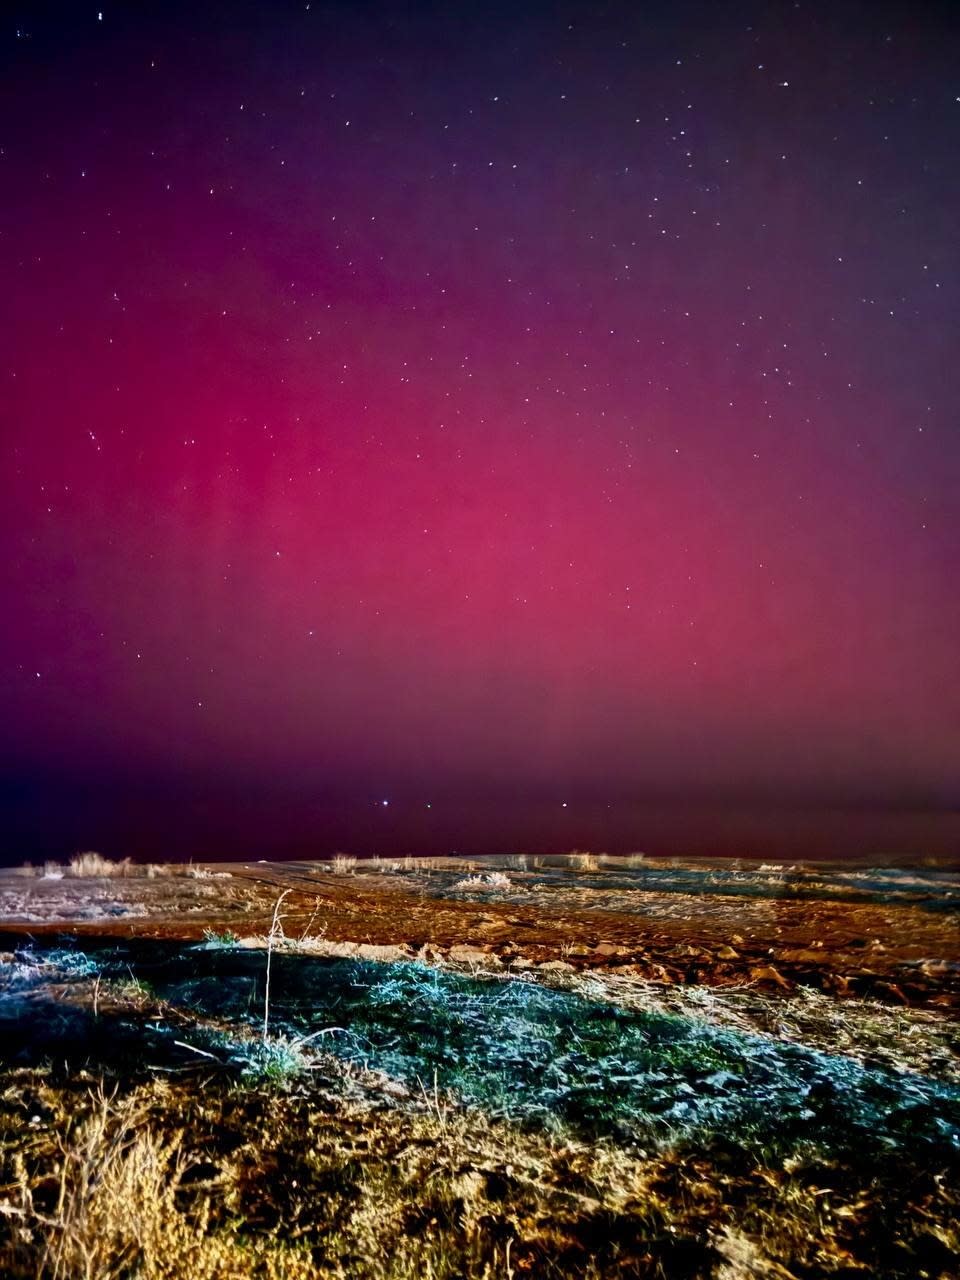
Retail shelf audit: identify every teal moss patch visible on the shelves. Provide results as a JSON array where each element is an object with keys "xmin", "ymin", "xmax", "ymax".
[{"xmin": 151, "ymin": 952, "xmax": 960, "ymax": 1161}]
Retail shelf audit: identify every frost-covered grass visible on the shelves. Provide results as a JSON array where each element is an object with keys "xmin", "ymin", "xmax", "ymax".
[
  {"xmin": 330, "ymin": 964, "xmax": 960, "ymax": 1158},
  {"xmin": 133, "ymin": 950, "xmax": 960, "ymax": 1163},
  {"xmin": 450, "ymin": 872, "xmax": 512, "ymax": 892},
  {"xmin": 15, "ymin": 943, "xmax": 952, "ymax": 1168},
  {"xmin": 3, "ymin": 943, "xmax": 959, "ymax": 1278},
  {"xmin": 8, "ymin": 946, "xmax": 958, "ymax": 1167}
]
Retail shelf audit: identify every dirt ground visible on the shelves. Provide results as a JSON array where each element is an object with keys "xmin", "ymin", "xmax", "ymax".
[
  {"xmin": 1, "ymin": 854, "xmax": 958, "ymax": 1279},
  {"xmin": 4, "ymin": 855, "xmax": 958, "ymax": 1010}
]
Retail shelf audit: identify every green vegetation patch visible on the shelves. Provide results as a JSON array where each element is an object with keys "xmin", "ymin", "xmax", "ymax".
[
  {"xmin": 151, "ymin": 952, "xmax": 960, "ymax": 1160},
  {"xmin": 3, "ymin": 945, "xmax": 960, "ymax": 1279}
]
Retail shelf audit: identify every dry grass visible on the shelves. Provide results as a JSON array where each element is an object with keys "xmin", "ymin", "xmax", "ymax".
[
  {"xmin": 0, "ymin": 1072, "xmax": 727, "ymax": 1280},
  {"xmin": 2, "ymin": 856, "xmax": 958, "ymax": 1279},
  {"xmin": 1, "ymin": 941, "xmax": 958, "ymax": 1280},
  {"xmin": 68, "ymin": 852, "xmax": 134, "ymax": 878},
  {"xmin": 331, "ymin": 854, "xmax": 358, "ymax": 875},
  {"xmin": 567, "ymin": 850, "xmax": 600, "ymax": 872},
  {"xmin": 20, "ymin": 1091, "xmax": 204, "ymax": 1280},
  {"xmin": 51, "ymin": 854, "xmax": 180, "ymax": 880},
  {"xmin": 3, "ymin": 1057, "xmax": 955, "ymax": 1280},
  {"xmin": 451, "ymin": 872, "xmax": 511, "ymax": 892},
  {"xmin": 25, "ymin": 855, "xmax": 232, "ymax": 881},
  {"xmin": 1, "ymin": 1088, "xmax": 322, "ymax": 1280},
  {"xmin": 365, "ymin": 857, "xmax": 415, "ymax": 874},
  {"xmin": 399, "ymin": 856, "xmax": 436, "ymax": 874},
  {"xmin": 544, "ymin": 966, "xmax": 960, "ymax": 1083},
  {"xmin": 502, "ymin": 854, "xmax": 530, "ymax": 871}
]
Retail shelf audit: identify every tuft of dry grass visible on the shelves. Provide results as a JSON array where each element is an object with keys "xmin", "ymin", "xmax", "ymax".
[
  {"xmin": 32, "ymin": 855, "xmax": 203, "ymax": 881},
  {"xmin": 68, "ymin": 852, "xmax": 133, "ymax": 878},
  {"xmin": 1, "ymin": 1088, "xmax": 322, "ymax": 1280},
  {"xmin": 399, "ymin": 855, "xmax": 434, "ymax": 874},
  {"xmin": 451, "ymin": 872, "xmax": 511, "ymax": 892},
  {"xmin": 364, "ymin": 857, "xmax": 410, "ymax": 874},
  {"xmin": 502, "ymin": 854, "xmax": 530, "ymax": 871},
  {"xmin": 331, "ymin": 854, "xmax": 358, "ymax": 875},
  {"xmin": 567, "ymin": 850, "xmax": 600, "ymax": 872},
  {"xmin": 38, "ymin": 1092, "xmax": 201, "ymax": 1280}
]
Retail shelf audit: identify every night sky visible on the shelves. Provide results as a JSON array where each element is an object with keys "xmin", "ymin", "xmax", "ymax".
[{"xmin": 1, "ymin": 1, "xmax": 957, "ymax": 862}]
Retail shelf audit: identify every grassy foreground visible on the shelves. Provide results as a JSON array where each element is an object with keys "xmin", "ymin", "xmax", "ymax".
[{"xmin": 1, "ymin": 943, "xmax": 958, "ymax": 1278}]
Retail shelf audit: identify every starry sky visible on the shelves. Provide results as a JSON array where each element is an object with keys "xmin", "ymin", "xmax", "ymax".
[{"xmin": 1, "ymin": 0, "xmax": 958, "ymax": 862}]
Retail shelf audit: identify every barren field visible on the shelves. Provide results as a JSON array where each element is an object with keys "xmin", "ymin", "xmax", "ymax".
[{"xmin": 1, "ymin": 854, "xmax": 958, "ymax": 1278}]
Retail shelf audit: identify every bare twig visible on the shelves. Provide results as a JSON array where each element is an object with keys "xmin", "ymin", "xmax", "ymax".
[
  {"xmin": 263, "ymin": 889, "xmax": 291, "ymax": 1042},
  {"xmin": 298, "ymin": 895, "xmax": 324, "ymax": 942},
  {"xmin": 292, "ymin": 1026, "xmax": 346, "ymax": 1046},
  {"xmin": 416, "ymin": 1067, "xmax": 448, "ymax": 1135},
  {"xmin": 172, "ymin": 1040, "xmax": 219, "ymax": 1061}
]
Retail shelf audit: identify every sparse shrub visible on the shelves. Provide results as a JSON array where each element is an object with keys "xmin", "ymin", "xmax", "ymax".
[
  {"xmin": 367, "ymin": 855, "xmax": 407, "ymax": 873},
  {"xmin": 231, "ymin": 1033, "xmax": 317, "ymax": 1082},
  {"xmin": 331, "ymin": 854, "xmax": 357, "ymax": 875},
  {"xmin": 42, "ymin": 860, "xmax": 65, "ymax": 880},
  {"xmin": 568, "ymin": 850, "xmax": 599, "ymax": 872},
  {"xmin": 201, "ymin": 928, "xmax": 240, "ymax": 948},
  {"xmin": 69, "ymin": 851, "xmax": 133, "ymax": 878},
  {"xmin": 30, "ymin": 1093, "xmax": 198, "ymax": 1279},
  {"xmin": 451, "ymin": 871, "xmax": 511, "ymax": 892}
]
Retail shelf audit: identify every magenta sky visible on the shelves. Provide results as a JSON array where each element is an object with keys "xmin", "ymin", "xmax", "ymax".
[{"xmin": 1, "ymin": 2, "xmax": 957, "ymax": 860}]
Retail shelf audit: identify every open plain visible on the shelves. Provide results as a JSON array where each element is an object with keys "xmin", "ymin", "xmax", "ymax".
[{"xmin": 0, "ymin": 853, "xmax": 958, "ymax": 1279}]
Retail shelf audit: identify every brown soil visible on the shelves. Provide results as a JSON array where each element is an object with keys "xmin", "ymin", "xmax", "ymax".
[{"xmin": 4, "ymin": 858, "xmax": 958, "ymax": 1011}]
